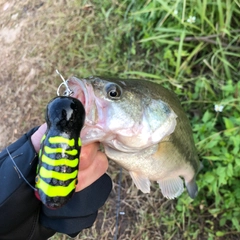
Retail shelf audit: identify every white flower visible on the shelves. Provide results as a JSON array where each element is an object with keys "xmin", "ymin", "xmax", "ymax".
[
  {"xmin": 214, "ymin": 104, "xmax": 224, "ymax": 112},
  {"xmin": 187, "ymin": 16, "xmax": 196, "ymax": 24},
  {"xmin": 173, "ymin": 10, "xmax": 178, "ymax": 15}
]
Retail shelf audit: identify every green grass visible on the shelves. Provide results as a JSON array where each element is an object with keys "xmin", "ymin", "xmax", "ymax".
[
  {"xmin": 127, "ymin": 0, "xmax": 240, "ymax": 82},
  {"xmin": 9, "ymin": 0, "xmax": 240, "ymax": 239}
]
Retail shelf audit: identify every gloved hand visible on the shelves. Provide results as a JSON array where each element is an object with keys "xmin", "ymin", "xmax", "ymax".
[{"xmin": 0, "ymin": 125, "xmax": 112, "ymax": 240}]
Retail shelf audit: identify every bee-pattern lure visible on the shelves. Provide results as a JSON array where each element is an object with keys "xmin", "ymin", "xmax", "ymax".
[{"xmin": 35, "ymin": 96, "xmax": 85, "ymax": 209}]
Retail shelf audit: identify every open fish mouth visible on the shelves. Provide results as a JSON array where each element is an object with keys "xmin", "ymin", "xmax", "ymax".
[
  {"xmin": 67, "ymin": 77, "xmax": 88, "ymax": 106},
  {"xmin": 67, "ymin": 76, "xmax": 99, "ymax": 124},
  {"xmin": 66, "ymin": 76, "xmax": 102, "ymax": 143}
]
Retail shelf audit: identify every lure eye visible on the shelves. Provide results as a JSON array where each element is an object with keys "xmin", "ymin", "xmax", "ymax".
[{"xmin": 105, "ymin": 83, "xmax": 122, "ymax": 100}]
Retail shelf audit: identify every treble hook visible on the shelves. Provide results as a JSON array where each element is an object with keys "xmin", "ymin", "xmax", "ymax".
[{"xmin": 56, "ymin": 69, "xmax": 73, "ymax": 96}]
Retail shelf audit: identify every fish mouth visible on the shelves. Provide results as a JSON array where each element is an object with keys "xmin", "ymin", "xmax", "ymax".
[
  {"xmin": 67, "ymin": 76, "xmax": 98, "ymax": 127},
  {"xmin": 67, "ymin": 76, "xmax": 89, "ymax": 111},
  {"xmin": 67, "ymin": 76, "xmax": 107, "ymax": 144}
]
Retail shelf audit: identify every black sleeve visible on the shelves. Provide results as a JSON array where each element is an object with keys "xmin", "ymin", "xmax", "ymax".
[
  {"xmin": 40, "ymin": 173, "xmax": 112, "ymax": 237},
  {"xmin": 0, "ymin": 127, "xmax": 55, "ymax": 240},
  {"xmin": 0, "ymin": 128, "xmax": 112, "ymax": 240}
]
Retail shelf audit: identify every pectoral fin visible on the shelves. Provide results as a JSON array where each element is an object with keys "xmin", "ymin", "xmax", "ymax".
[
  {"xmin": 129, "ymin": 171, "xmax": 151, "ymax": 193},
  {"xmin": 157, "ymin": 177, "xmax": 184, "ymax": 199}
]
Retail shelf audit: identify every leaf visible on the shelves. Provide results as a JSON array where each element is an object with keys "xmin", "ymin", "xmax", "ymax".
[
  {"xmin": 219, "ymin": 218, "xmax": 226, "ymax": 227},
  {"xmin": 223, "ymin": 117, "xmax": 234, "ymax": 129},
  {"xmin": 227, "ymin": 164, "xmax": 233, "ymax": 177},
  {"xmin": 236, "ymin": 158, "xmax": 240, "ymax": 166},
  {"xmin": 232, "ymin": 217, "xmax": 240, "ymax": 231},
  {"xmin": 202, "ymin": 110, "xmax": 213, "ymax": 123},
  {"xmin": 209, "ymin": 208, "xmax": 221, "ymax": 216},
  {"xmin": 204, "ymin": 172, "xmax": 215, "ymax": 183},
  {"xmin": 216, "ymin": 166, "xmax": 226, "ymax": 176},
  {"xmin": 203, "ymin": 156, "xmax": 221, "ymax": 161},
  {"xmin": 205, "ymin": 140, "xmax": 219, "ymax": 149},
  {"xmin": 216, "ymin": 231, "xmax": 225, "ymax": 237}
]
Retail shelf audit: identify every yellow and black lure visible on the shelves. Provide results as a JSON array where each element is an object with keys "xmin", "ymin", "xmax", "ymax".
[{"xmin": 35, "ymin": 96, "xmax": 85, "ymax": 209}]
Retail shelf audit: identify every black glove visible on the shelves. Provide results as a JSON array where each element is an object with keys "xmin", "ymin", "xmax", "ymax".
[{"xmin": 0, "ymin": 127, "xmax": 112, "ymax": 240}]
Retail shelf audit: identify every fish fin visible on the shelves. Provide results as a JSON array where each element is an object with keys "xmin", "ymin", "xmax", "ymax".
[
  {"xmin": 157, "ymin": 177, "xmax": 184, "ymax": 199},
  {"xmin": 129, "ymin": 171, "xmax": 151, "ymax": 193},
  {"xmin": 186, "ymin": 178, "xmax": 198, "ymax": 199}
]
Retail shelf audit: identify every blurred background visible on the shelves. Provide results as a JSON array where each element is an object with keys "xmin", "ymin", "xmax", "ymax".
[{"xmin": 0, "ymin": 0, "xmax": 239, "ymax": 239}]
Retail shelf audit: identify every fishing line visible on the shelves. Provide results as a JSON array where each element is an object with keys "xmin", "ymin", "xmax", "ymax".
[
  {"xmin": 6, "ymin": 147, "xmax": 37, "ymax": 191},
  {"xmin": 114, "ymin": 167, "xmax": 122, "ymax": 240},
  {"xmin": 114, "ymin": 1, "xmax": 135, "ymax": 239}
]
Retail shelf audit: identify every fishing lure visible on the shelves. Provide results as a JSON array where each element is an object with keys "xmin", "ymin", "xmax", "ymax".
[
  {"xmin": 34, "ymin": 70, "xmax": 85, "ymax": 208},
  {"xmin": 35, "ymin": 96, "xmax": 85, "ymax": 209},
  {"xmin": 6, "ymin": 70, "xmax": 85, "ymax": 209}
]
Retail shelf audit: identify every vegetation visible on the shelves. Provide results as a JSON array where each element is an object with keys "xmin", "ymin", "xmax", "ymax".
[{"xmin": 1, "ymin": 0, "xmax": 240, "ymax": 239}]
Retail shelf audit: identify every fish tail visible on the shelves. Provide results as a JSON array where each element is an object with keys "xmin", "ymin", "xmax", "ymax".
[{"xmin": 186, "ymin": 178, "xmax": 198, "ymax": 199}]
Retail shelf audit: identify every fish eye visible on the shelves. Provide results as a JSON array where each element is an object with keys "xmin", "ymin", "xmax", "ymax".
[{"xmin": 105, "ymin": 83, "xmax": 122, "ymax": 100}]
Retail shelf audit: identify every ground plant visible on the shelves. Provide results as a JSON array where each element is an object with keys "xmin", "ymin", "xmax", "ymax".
[{"xmin": 0, "ymin": 0, "xmax": 239, "ymax": 239}]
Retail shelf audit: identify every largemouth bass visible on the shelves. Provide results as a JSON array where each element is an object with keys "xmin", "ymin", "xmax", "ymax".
[{"xmin": 67, "ymin": 76, "xmax": 202, "ymax": 199}]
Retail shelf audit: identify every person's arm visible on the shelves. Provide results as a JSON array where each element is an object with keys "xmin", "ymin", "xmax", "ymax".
[
  {"xmin": 39, "ymin": 141, "xmax": 112, "ymax": 238},
  {"xmin": 0, "ymin": 126, "xmax": 55, "ymax": 239},
  {"xmin": 0, "ymin": 126, "xmax": 112, "ymax": 239}
]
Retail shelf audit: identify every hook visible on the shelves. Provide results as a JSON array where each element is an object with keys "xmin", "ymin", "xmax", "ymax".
[{"xmin": 56, "ymin": 69, "xmax": 73, "ymax": 96}]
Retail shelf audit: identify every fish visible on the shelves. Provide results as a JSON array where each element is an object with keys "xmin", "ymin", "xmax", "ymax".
[{"xmin": 67, "ymin": 76, "xmax": 202, "ymax": 199}]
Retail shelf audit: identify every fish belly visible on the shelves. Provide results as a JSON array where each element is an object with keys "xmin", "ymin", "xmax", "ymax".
[{"xmin": 104, "ymin": 143, "xmax": 195, "ymax": 199}]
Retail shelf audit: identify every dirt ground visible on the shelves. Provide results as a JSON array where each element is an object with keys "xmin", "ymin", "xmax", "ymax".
[{"xmin": 0, "ymin": 1, "xmax": 64, "ymax": 150}]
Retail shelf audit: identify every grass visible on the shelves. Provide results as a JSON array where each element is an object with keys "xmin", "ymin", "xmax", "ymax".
[{"xmin": 1, "ymin": 0, "xmax": 240, "ymax": 239}]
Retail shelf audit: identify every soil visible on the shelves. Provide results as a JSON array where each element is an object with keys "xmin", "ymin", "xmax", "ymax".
[{"xmin": 0, "ymin": 1, "xmax": 56, "ymax": 150}]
